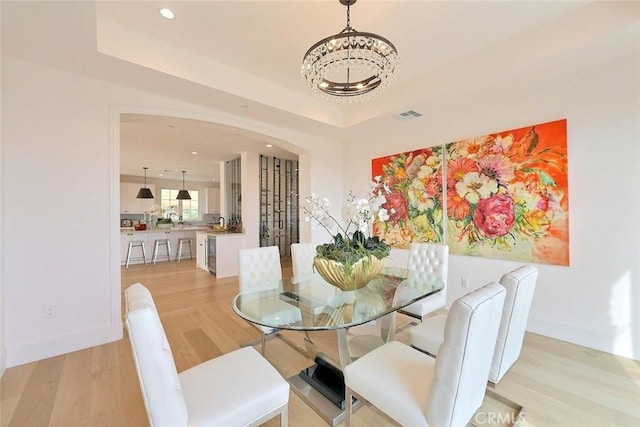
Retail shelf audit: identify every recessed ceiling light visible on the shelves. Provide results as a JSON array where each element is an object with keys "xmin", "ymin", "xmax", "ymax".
[
  {"xmin": 160, "ymin": 8, "xmax": 174, "ymax": 20},
  {"xmin": 191, "ymin": 151, "xmax": 198, "ymax": 155},
  {"xmin": 159, "ymin": 173, "xmax": 164, "ymax": 177},
  {"xmin": 212, "ymin": 178, "xmax": 216, "ymax": 181},
  {"xmin": 266, "ymin": 144, "xmax": 273, "ymax": 148}
]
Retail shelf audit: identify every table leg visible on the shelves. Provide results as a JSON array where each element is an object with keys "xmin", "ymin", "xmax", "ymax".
[
  {"xmin": 336, "ymin": 328, "xmax": 351, "ymax": 370},
  {"xmin": 290, "ymin": 315, "xmax": 397, "ymax": 425},
  {"xmin": 289, "ymin": 328, "xmax": 362, "ymax": 426}
]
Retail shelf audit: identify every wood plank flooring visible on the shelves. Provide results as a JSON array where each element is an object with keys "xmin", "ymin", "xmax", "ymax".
[{"xmin": 2, "ymin": 260, "xmax": 639, "ymax": 426}]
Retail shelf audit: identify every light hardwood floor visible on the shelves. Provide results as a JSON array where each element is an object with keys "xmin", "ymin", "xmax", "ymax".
[{"xmin": 1, "ymin": 260, "xmax": 639, "ymax": 426}]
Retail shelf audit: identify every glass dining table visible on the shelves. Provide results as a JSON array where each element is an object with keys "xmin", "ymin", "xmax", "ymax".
[{"xmin": 232, "ymin": 267, "xmax": 444, "ymax": 426}]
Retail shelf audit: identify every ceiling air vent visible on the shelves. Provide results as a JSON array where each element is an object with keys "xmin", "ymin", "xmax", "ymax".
[{"xmin": 395, "ymin": 110, "xmax": 423, "ymax": 121}]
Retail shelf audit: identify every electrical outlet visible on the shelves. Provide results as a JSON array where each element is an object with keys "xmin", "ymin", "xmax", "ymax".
[
  {"xmin": 45, "ymin": 305, "xmax": 56, "ymax": 319},
  {"xmin": 461, "ymin": 277, "xmax": 469, "ymax": 288}
]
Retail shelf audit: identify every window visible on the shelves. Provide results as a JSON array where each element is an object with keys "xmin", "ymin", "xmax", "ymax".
[
  {"xmin": 160, "ymin": 188, "xmax": 199, "ymax": 222},
  {"xmin": 180, "ymin": 191, "xmax": 199, "ymax": 221}
]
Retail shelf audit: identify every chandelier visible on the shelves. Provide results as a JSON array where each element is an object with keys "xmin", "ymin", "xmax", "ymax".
[{"xmin": 301, "ymin": 0, "xmax": 399, "ymax": 103}]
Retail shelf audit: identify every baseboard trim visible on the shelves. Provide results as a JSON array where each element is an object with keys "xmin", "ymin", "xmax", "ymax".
[
  {"xmin": 0, "ymin": 347, "xmax": 6, "ymax": 378},
  {"xmin": 527, "ymin": 315, "xmax": 638, "ymax": 361},
  {"xmin": 5, "ymin": 323, "xmax": 122, "ymax": 368}
]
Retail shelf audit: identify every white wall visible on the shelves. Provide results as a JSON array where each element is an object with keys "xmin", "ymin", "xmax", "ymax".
[
  {"xmin": 0, "ymin": 0, "xmax": 4, "ymax": 376},
  {"xmin": 1, "ymin": 57, "xmax": 343, "ymax": 367},
  {"xmin": 343, "ymin": 55, "xmax": 640, "ymax": 361},
  {"xmin": 242, "ymin": 152, "xmax": 260, "ymax": 248}
]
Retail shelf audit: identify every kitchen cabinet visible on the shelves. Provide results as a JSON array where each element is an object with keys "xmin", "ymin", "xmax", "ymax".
[
  {"xmin": 120, "ymin": 182, "xmax": 156, "ymax": 214},
  {"xmin": 206, "ymin": 187, "xmax": 220, "ymax": 213},
  {"xmin": 196, "ymin": 232, "xmax": 246, "ymax": 278},
  {"xmin": 196, "ymin": 232, "xmax": 208, "ymax": 271}
]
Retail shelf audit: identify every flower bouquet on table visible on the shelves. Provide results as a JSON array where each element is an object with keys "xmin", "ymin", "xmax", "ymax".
[{"xmin": 303, "ymin": 183, "xmax": 391, "ymax": 291}]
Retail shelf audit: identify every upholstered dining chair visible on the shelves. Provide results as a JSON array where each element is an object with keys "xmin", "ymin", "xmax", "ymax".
[
  {"xmin": 409, "ymin": 264, "xmax": 538, "ymax": 384},
  {"xmin": 344, "ymin": 282, "xmax": 506, "ymax": 427},
  {"xmin": 399, "ymin": 243, "xmax": 449, "ymax": 320},
  {"xmin": 125, "ymin": 283, "xmax": 290, "ymax": 427},
  {"xmin": 238, "ymin": 246, "xmax": 302, "ymax": 354},
  {"xmin": 290, "ymin": 241, "xmax": 341, "ymax": 308},
  {"xmin": 290, "ymin": 242, "xmax": 321, "ymax": 281}
]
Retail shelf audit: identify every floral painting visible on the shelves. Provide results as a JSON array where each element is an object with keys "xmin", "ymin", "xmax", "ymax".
[
  {"xmin": 371, "ymin": 147, "xmax": 445, "ymax": 248},
  {"xmin": 446, "ymin": 119, "xmax": 569, "ymax": 265}
]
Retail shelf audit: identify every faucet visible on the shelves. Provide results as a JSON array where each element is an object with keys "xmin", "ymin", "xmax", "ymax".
[{"xmin": 218, "ymin": 216, "xmax": 225, "ymax": 228}]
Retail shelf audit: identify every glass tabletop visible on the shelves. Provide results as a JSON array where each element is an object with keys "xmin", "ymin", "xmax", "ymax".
[{"xmin": 232, "ymin": 267, "xmax": 444, "ymax": 331}]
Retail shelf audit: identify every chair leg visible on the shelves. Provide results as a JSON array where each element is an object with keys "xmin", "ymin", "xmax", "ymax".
[
  {"xmin": 261, "ymin": 332, "xmax": 267, "ymax": 355},
  {"xmin": 345, "ymin": 387, "xmax": 353, "ymax": 427},
  {"xmin": 152, "ymin": 241, "xmax": 159, "ymax": 265},
  {"xmin": 280, "ymin": 406, "xmax": 288, "ymax": 427},
  {"xmin": 126, "ymin": 243, "xmax": 132, "ymax": 269},
  {"xmin": 140, "ymin": 242, "xmax": 147, "ymax": 264},
  {"xmin": 177, "ymin": 240, "xmax": 184, "ymax": 262}
]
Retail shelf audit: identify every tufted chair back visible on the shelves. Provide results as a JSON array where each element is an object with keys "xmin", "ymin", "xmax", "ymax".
[
  {"xmin": 125, "ymin": 283, "xmax": 188, "ymax": 427},
  {"xmin": 490, "ymin": 264, "xmax": 538, "ymax": 383},
  {"xmin": 291, "ymin": 242, "xmax": 320, "ymax": 280},
  {"xmin": 402, "ymin": 243, "xmax": 449, "ymax": 318},
  {"xmin": 427, "ymin": 282, "xmax": 506, "ymax": 427},
  {"xmin": 238, "ymin": 246, "xmax": 283, "ymax": 292}
]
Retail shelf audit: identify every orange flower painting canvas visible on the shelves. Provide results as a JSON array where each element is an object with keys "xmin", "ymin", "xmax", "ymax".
[
  {"xmin": 371, "ymin": 147, "xmax": 445, "ymax": 248},
  {"xmin": 446, "ymin": 119, "xmax": 569, "ymax": 265}
]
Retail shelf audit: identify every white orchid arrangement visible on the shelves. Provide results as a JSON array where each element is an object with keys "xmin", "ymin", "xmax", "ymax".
[
  {"xmin": 146, "ymin": 204, "xmax": 162, "ymax": 217},
  {"xmin": 163, "ymin": 204, "xmax": 181, "ymax": 219},
  {"xmin": 303, "ymin": 177, "xmax": 392, "ymax": 265}
]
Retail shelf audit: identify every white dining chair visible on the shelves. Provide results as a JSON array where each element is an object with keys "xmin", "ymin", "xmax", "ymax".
[
  {"xmin": 290, "ymin": 242, "xmax": 321, "ymax": 281},
  {"xmin": 238, "ymin": 246, "xmax": 302, "ymax": 354},
  {"xmin": 399, "ymin": 243, "xmax": 449, "ymax": 320},
  {"xmin": 344, "ymin": 282, "xmax": 506, "ymax": 427},
  {"xmin": 125, "ymin": 283, "xmax": 290, "ymax": 427},
  {"xmin": 409, "ymin": 264, "xmax": 538, "ymax": 383}
]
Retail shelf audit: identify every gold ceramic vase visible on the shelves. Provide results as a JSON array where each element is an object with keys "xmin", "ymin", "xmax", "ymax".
[{"xmin": 313, "ymin": 255, "xmax": 384, "ymax": 291}]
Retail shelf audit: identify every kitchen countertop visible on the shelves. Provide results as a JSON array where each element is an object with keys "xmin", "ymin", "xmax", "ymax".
[{"xmin": 121, "ymin": 227, "xmax": 244, "ymax": 236}]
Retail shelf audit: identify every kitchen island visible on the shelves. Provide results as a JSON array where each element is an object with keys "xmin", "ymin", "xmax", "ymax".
[
  {"xmin": 120, "ymin": 227, "xmax": 205, "ymax": 266},
  {"xmin": 121, "ymin": 227, "xmax": 247, "ymax": 278},
  {"xmin": 195, "ymin": 231, "xmax": 247, "ymax": 278}
]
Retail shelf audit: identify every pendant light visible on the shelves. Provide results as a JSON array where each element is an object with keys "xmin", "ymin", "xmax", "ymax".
[
  {"xmin": 136, "ymin": 167, "xmax": 155, "ymax": 199},
  {"xmin": 176, "ymin": 170, "xmax": 191, "ymax": 200},
  {"xmin": 301, "ymin": 0, "xmax": 399, "ymax": 103}
]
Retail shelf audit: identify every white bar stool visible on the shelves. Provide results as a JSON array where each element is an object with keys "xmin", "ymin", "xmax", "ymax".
[
  {"xmin": 152, "ymin": 239, "xmax": 172, "ymax": 264},
  {"xmin": 125, "ymin": 240, "xmax": 147, "ymax": 269},
  {"xmin": 176, "ymin": 238, "xmax": 193, "ymax": 262}
]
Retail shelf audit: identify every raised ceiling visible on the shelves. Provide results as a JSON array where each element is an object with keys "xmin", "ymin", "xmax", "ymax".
[
  {"xmin": 119, "ymin": 114, "xmax": 299, "ymax": 183},
  {"xmin": 3, "ymin": 1, "xmax": 638, "ymax": 181}
]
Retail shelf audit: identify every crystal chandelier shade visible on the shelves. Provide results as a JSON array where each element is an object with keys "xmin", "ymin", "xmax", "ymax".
[{"xmin": 301, "ymin": 0, "xmax": 399, "ymax": 103}]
